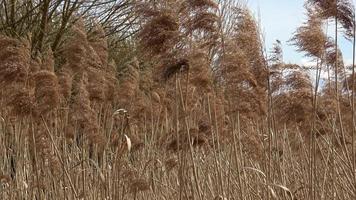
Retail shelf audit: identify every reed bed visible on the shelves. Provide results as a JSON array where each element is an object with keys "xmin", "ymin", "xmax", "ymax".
[{"xmin": 1, "ymin": 0, "xmax": 356, "ymax": 199}]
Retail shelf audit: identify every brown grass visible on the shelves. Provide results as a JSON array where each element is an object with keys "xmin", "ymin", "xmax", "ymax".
[{"xmin": 1, "ymin": 1, "xmax": 356, "ymax": 200}]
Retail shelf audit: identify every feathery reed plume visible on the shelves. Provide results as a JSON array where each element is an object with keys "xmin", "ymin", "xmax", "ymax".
[
  {"xmin": 285, "ymin": 70, "xmax": 313, "ymax": 91},
  {"xmin": 186, "ymin": 0, "xmax": 218, "ymax": 9},
  {"xmin": 269, "ymin": 40, "xmax": 283, "ymax": 65},
  {"xmin": 60, "ymin": 20, "xmax": 108, "ymax": 105},
  {"xmin": 68, "ymin": 73, "xmax": 104, "ymax": 146},
  {"xmin": 57, "ymin": 21, "xmax": 89, "ymax": 102},
  {"xmin": 166, "ymin": 128, "xmax": 208, "ymax": 151},
  {"xmin": 220, "ymin": 33, "xmax": 265, "ymax": 118},
  {"xmin": 138, "ymin": 0, "xmax": 218, "ymax": 85},
  {"xmin": 180, "ymin": 0, "xmax": 219, "ymax": 46},
  {"xmin": 88, "ymin": 24, "xmax": 108, "ymax": 66},
  {"xmin": 325, "ymin": 40, "xmax": 345, "ymax": 72},
  {"xmin": 5, "ymin": 85, "xmax": 33, "ymax": 117},
  {"xmin": 85, "ymin": 25, "xmax": 107, "ymax": 103},
  {"xmin": 103, "ymin": 61, "xmax": 119, "ymax": 102},
  {"xmin": 138, "ymin": 7, "xmax": 179, "ymax": 56},
  {"xmin": 119, "ymin": 58, "xmax": 140, "ymax": 107},
  {"xmin": 161, "ymin": 58, "xmax": 189, "ymax": 81},
  {"xmin": 61, "ymin": 20, "xmax": 89, "ymax": 74},
  {"xmin": 221, "ymin": 44, "xmax": 257, "ymax": 88},
  {"xmin": 118, "ymin": 57, "xmax": 157, "ymax": 126},
  {"xmin": 290, "ymin": 10, "xmax": 328, "ymax": 59},
  {"xmin": 32, "ymin": 71, "xmax": 60, "ymax": 116},
  {"xmin": 0, "ymin": 35, "xmax": 33, "ymax": 117},
  {"xmin": 308, "ymin": 0, "xmax": 354, "ymax": 38},
  {"xmin": 57, "ymin": 67, "xmax": 73, "ymax": 101},
  {"xmin": 188, "ymin": 49, "xmax": 213, "ymax": 91},
  {"xmin": 274, "ymin": 69, "xmax": 313, "ymax": 126},
  {"xmin": 320, "ymin": 81, "xmax": 339, "ymax": 115},
  {"xmin": 0, "ymin": 35, "xmax": 30, "ymax": 86},
  {"xmin": 0, "ymin": 35, "xmax": 61, "ymax": 181},
  {"xmin": 232, "ymin": 8, "xmax": 268, "ymax": 89},
  {"xmin": 87, "ymin": 67, "xmax": 106, "ymax": 102},
  {"xmin": 186, "ymin": 12, "xmax": 218, "ymax": 35},
  {"xmin": 269, "ymin": 40, "xmax": 285, "ymax": 94}
]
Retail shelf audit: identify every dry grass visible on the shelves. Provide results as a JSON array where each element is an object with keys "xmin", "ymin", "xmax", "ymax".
[
  {"xmin": 1, "ymin": 1, "xmax": 356, "ymax": 200},
  {"xmin": 0, "ymin": 111, "xmax": 355, "ymax": 199}
]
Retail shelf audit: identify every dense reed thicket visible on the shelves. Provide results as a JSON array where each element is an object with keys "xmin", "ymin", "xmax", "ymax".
[{"xmin": 1, "ymin": 0, "xmax": 356, "ymax": 199}]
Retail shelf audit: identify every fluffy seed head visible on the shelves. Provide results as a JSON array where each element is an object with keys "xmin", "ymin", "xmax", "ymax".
[{"xmin": 33, "ymin": 70, "xmax": 60, "ymax": 116}]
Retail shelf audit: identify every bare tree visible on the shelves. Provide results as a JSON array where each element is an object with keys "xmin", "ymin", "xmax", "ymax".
[{"xmin": 0, "ymin": 0, "xmax": 138, "ymax": 53}]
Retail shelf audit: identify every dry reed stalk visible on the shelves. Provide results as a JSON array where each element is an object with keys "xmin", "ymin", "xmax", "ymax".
[
  {"xmin": 351, "ymin": 11, "xmax": 356, "ymax": 192},
  {"xmin": 40, "ymin": 117, "xmax": 78, "ymax": 197}
]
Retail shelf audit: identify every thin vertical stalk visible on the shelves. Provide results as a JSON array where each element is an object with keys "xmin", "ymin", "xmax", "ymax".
[
  {"xmin": 41, "ymin": 117, "xmax": 78, "ymax": 197},
  {"xmin": 266, "ymin": 52, "xmax": 273, "ymax": 200},
  {"xmin": 177, "ymin": 74, "xmax": 202, "ymax": 200},
  {"xmin": 232, "ymin": 113, "xmax": 245, "ymax": 200},
  {"xmin": 174, "ymin": 74, "xmax": 183, "ymax": 200},
  {"xmin": 311, "ymin": 58, "xmax": 322, "ymax": 200},
  {"xmin": 352, "ymin": 7, "xmax": 356, "ymax": 194},
  {"xmin": 212, "ymin": 95, "xmax": 225, "ymax": 198},
  {"xmin": 333, "ymin": 14, "xmax": 339, "ymax": 200}
]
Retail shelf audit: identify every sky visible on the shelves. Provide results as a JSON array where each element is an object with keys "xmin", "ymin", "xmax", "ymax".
[{"xmin": 247, "ymin": 0, "xmax": 355, "ymax": 66}]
